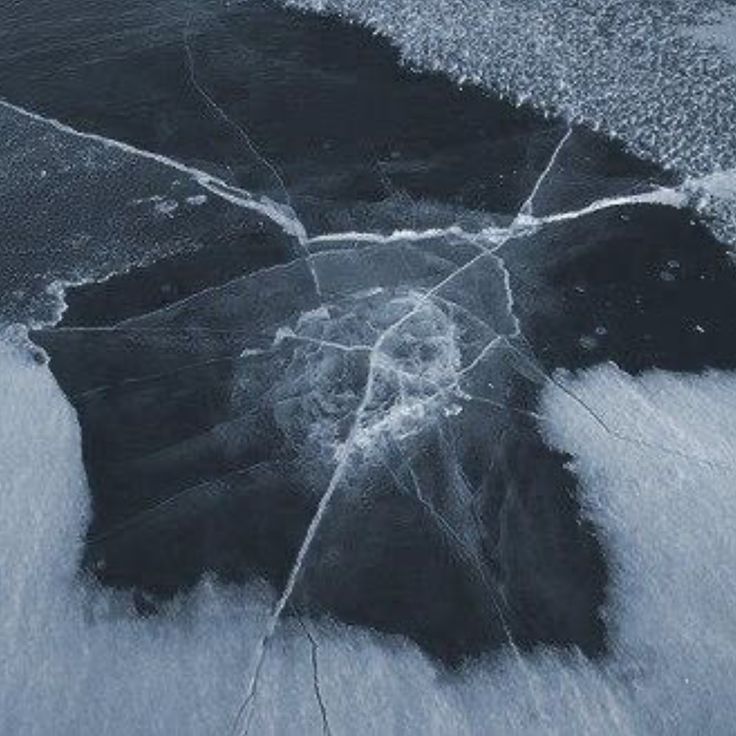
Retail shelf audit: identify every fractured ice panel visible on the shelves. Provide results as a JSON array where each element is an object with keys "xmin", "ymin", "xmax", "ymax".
[{"xmin": 35, "ymin": 216, "xmax": 608, "ymax": 663}]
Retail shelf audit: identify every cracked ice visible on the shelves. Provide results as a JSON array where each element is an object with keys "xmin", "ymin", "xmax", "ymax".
[{"xmin": 3, "ymin": 5, "xmax": 736, "ymax": 733}]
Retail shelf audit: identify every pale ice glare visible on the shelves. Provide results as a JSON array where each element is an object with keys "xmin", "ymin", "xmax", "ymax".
[{"xmin": 3, "ymin": 331, "xmax": 736, "ymax": 733}]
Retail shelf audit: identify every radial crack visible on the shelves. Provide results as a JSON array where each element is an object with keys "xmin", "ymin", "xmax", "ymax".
[
  {"xmin": 230, "ymin": 226, "xmax": 525, "ymax": 734},
  {"xmin": 534, "ymin": 187, "xmax": 690, "ymax": 226},
  {"xmin": 516, "ymin": 127, "xmax": 573, "ymax": 222},
  {"xmin": 0, "ymin": 99, "xmax": 309, "ymax": 242}
]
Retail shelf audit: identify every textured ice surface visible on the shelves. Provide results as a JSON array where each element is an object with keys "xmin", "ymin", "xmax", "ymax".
[
  {"xmin": 0, "ymin": 99, "xmax": 304, "ymax": 326},
  {"xmin": 3, "ymin": 336, "xmax": 736, "ymax": 734},
  {"xmin": 283, "ymin": 0, "xmax": 736, "ymax": 244}
]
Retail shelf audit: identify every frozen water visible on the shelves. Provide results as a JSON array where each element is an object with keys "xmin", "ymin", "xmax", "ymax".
[
  {"xmin": 2, "ymin": 2, "xmax": 736, "ymax": 732},
  {"xmin": 11, "ymin": 85, "xmax": 733, "ymax": 729},
  {"xmin": 4, "ymin": 331, "xmax": 736, "ymax": 733},
  {"xmin": 0, "ymin": 98, "xmax": 306, "ymax": 327},
  {"xmin": 283, "ymin": 0, "xmax": 736, "ymax": 244}
]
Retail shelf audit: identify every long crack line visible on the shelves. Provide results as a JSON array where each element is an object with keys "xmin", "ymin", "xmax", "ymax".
[
  {"xmin": 182, "ymin": 17, "xmax": 292, "ymax": 209},
  {"xmin": 181, "ymin": 18, "xmax": 325, "ymax": 299}
]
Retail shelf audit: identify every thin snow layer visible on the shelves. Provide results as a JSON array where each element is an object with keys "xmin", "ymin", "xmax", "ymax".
[
  {"xmin": 0, "ymin": 337, "xmax": 311, "ymax": 736},
  {"xmin": 539, "ymin": 364, "xmax": 736, "ymax": 735},
  {"xmin": 282, "ymin": 0, "xmax": 736, "ymax": 244},
  {"xmin": 4, "ymin": 335, "xmax": 736, "ymax": 733}
]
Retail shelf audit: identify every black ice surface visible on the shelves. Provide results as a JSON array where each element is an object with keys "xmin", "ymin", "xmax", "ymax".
[{"xmin": 9, "ymin": 0, "xmax": 736, "ymax": 665}]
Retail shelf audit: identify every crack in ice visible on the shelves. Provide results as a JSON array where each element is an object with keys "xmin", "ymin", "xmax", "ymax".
[
  {"xmin": 229, "ymin": 135, "xmax": 597, "ymax": 733},
  {"xmin": 230, "ymin": 232, "xmax": 529, "ymax": 734},
  {"xmin": 516, "ymin": 127, "xmax": 573, "ymax": 222},
  {"xmin": 271, "ymin": 330, "xmax": 373, "ymax": 355},
  {"xmin": 183, "ymin": 18, "xmax": 293, "ymax": 210},
  {"xmin": 0, "ymin": 98, "xmax": 308, "ymax": 243},
  {"xmin": 528, "ymin": 187, "xmax": 690, "ymax": 228},
  {"xmin": 181, "ymin": 18, "xmax": 329, "ymax": 300},
  {"xmin": 5, "ymin": 97, "xmax": 729, "ymax": 732}
]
